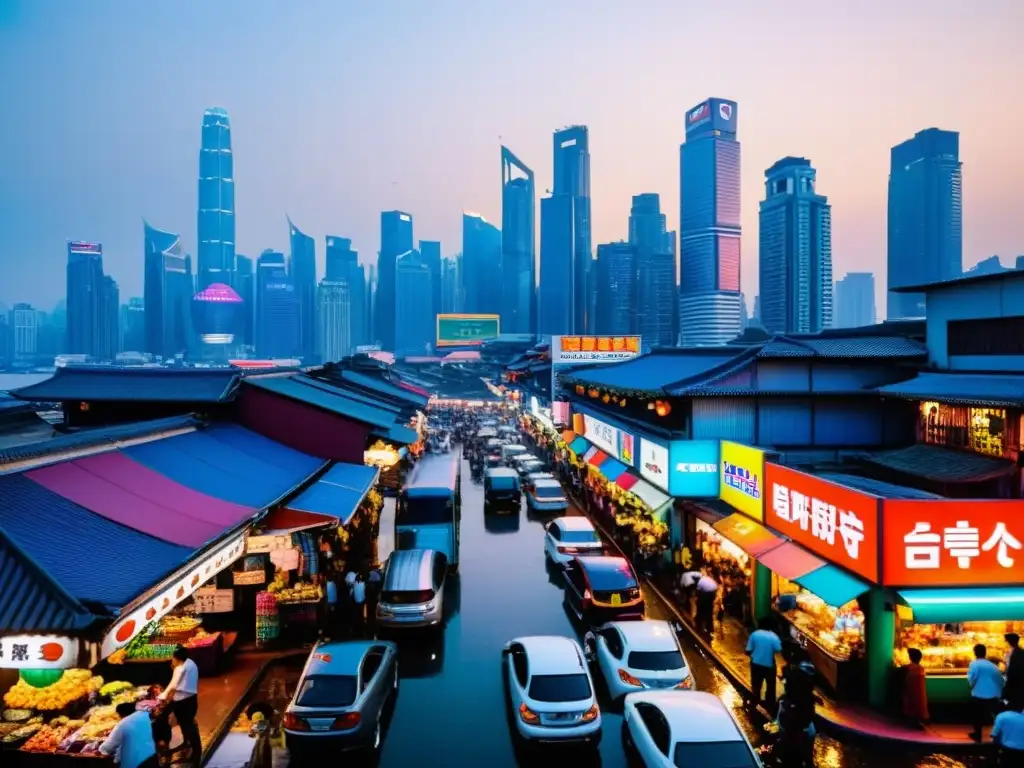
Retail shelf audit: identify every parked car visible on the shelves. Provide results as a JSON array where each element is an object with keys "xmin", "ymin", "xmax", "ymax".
[
  {"xmin": 524, "ymin": 471, "xmax": 556, "ymax": 493},
  {"xmin": 502, "ymin": 635, "xmax": 602, "ymax": 747},
  {"xmin": 283, "ymin": 640, "xmax": 398, "ymax": 756},
  {"xmin": 622, "ymin": 691, "xmax": 762, "ymax": 767},
  {"xmin": 501, "ymin": 444, "xmax": 528, "ymax": 464},
  {"xmin": 376, "ymin": 549, "xmax": 448, "ymax": 630},
  {"xmin": 484, "ymin": 467, "xmax": 522, "ymax": 513},
  {"xmin": 583, "ymin": 620, "xmax": 693, "ymax": 700},
  {"xmin": 526, "ymin": 478, "xmax": 569, "ymax": 513},
  {"xmin": 563, "ymin": 555, "xmax": 645, "ymax": 625},
  {"xmin": 544, "ymin": 517, "xmax": 603, "ymax": 565},
  {"xmin": 517, "ymin": 459, "xmax": 546, "ymax": 479}
]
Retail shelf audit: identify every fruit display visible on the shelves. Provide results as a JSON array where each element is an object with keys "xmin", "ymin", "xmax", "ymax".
[
  {"xmin": 268, "ymin": 573, "xmax": 322, "ymax": 604},
  {"xmin": 2, "ymin": 722, "xmax": 41, "ymax": 745},
  {"xmin": 22, "ymin": 724, "xmax": 73, "ymax": 753},
  {"xmin": 2, "ymin": 708, "xmax": 34, "ymax": 723},
  {"xmin": 256, "ymin": 591, "xmax": 280, "ymax": 647},
  {"xmin": 98, "ymin": 681, "xmax": 133, "ymax": 699},
  {"xmin": 161, "ymin": 615, "xmax": 202, "ymax": 636},
  {"xmin": 3, "ymin": 669, "xmax": 103, "ymax": 711},
  {"xmin": 107, "ymin": 648, "xmax": 127, "ymax": 665},
  {"xmin": 184, "ymin": 628, "xmax": 221, "ymax": 649}
]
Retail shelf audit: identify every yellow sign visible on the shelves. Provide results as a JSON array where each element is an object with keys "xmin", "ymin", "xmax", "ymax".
[{"xmin": 719, "ymin": 441, "xmax": 765, "ymax": 522}]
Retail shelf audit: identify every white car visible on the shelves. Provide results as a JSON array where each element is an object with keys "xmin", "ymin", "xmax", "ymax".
[
  {"xmin": 544, "ymin": 517, "xmax": 603, "ymax": 566},
  {"xmin": 583, "ymin": 620, "xmax": 693, "ymax": 701},
  {"xmin": 502, "ymin": 635, "xmax": 602, "ymax": 747},
  {"xmin": 622, "ymin": 691, "xmax": 762, "ymax": 767}
]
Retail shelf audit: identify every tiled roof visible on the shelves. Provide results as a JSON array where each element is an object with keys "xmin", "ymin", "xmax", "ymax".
[
  {"xmin": 561, "ymin": 349, "xmax": 748, "ymax": 393},
  {"xmin": 9, "ymin": 366, "xmax": 241, "ymax": 403},
  {"xmin": 863, "ymin": 444, "xmax": 1014, "ymax": 484},
  {"xmin": 296, "ymin": 376, "xmax": 404, "ymax": 416},
  {"xmin": 816, "ymin": 473, "xmax": 942, "ymax": 500},
  {"xmin": 877, "ymin": 372, "xmax": 1024, "ymax": 407},
  {"xmin": 758, "ymin": 336, "xmax": 926, "ymax": 359},
  {"xmin": 331, "ymin": 369, "xmax": 430, "ymax": 408},
  {"xmin": 243, "ymin": 376, "xmax": 400, "ymax": 430}
]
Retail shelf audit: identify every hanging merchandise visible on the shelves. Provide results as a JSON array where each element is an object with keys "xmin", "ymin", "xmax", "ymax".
[{"xmin": 255, "ymin": 591, "xmax": 280, "ymax": 647}]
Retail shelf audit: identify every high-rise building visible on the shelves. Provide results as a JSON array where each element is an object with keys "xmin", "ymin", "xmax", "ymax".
[
  {"xmin": 375, "ymin": 211, "xmax": 413, "ymax": 351},
  {"xmin": 326, "ymin": 236, "xmax": 366, "ymax": 348},
  {"xmin": 366, "ymin": 263, "xmax": 377, "ymax": 346},
  {"xmin": 887, "ymin": 128, "xmax": 962, "ymax": 320},
  {"xmin": 629, "ymin": 193, "xmax": 676, "ymax": 348},
  {"xmin": 440, "ymin": 256, "xmax": 462, "ymax": 314},
  {"xmin": 288, "ymin": 217, "xmax": 317, "ymax": 361},
  {"xmin": 501, "ymin": 146, "xmax": 535, "ymax": 333},
  {"xmin": 758, "ymin": 157, "xmax": 833, "ymax": 335},
  {"xmin": 11, "ymin": 303, "xmax": 38, "ymax": 367},
  {"xmin": 235, "ymin": 255, "xmax": 255, "ymax": 347},
  {"xmin": 121, "ymin": 298, "xmax": 145, "ymax": 353},
  {"xmin": 834, "ymin": 272, "xmax": 876, "ymax": 329},
  {"xmin": 317, "ymin": 280, "xmax": 351, "ymax": 363},
  {"xmin": 100, "ymin": 275, "xmax": 120, "ymax": 358},
  {"xmin": 66, "ymin": 241, "xmax": 106, "ymax": 358},
  {"xmin": 143, "ymin": 221, "xmax": 192, "ymax": 358},
  {"xmin": 594, "ymin": 243, "xmax": 637, "ymax": 336},
  {"xmin": 197, "ymin": 107, "xmax": 235, "ymax": 291},
  {"xmin": 418, "ymin": 240, "xmax": 443, "ymax": 323},
  {"xmin": 394, "ymin": 250, "xmax": 433, "ymax": 357},
  {"xmin": 553, "ymin": 126, "xmax": 591, "ymax": 332},
  {"xmin": 538, "ymin": 194, "xmax": 575, "ymax": 336},
  {"xmin": 678, "ymin": 98, "xmax": 743, "ymax": 345},
  {"xmin": 461, "ymin": 213, "xmax": 502, "ymax": 314},
  {"xmin": 255, "ymin": 250, "xmax": 300, "ymax": 358}
]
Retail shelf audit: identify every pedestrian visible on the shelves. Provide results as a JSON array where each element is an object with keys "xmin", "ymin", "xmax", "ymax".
[
  {"xmin": 367, "ymin": 565, "xmax": 383, "ymax": 625},
  {"xmin": 1004, "ymin": 633, "xmax": 1024, "ymax": 711},
  {"xmin": 746, "ymin": 617, "xmax": 783, "ymax": 711},
  {"xmin": 99, "ymin": 702, "xmax": 159, "ymax": 768},
  {"xmin": 351, "ymin": 574, "xmax": 367, "ymax": 635},
  {"xmin": 695, "ymin": 571, "xmax": 719, "ymax": 635},
  {"xmin": 901, "ymin": 648, "xmax": 930, "ymax": 728},
  {"xmin": 992, "ymin": 701, "xmax": 1024, "ymax": 765},
  {"xmin": 344, "ymin": 567, "xmax": 358, "ymax": 594},
  {"xmin": 158, "ymin": 646, "xmax": 202, "ymax": 764},
  {"xmin": 968, "ymin": 643, "xmax": 1004, "ymax": 742},
  {"xmin": 324, "ymin": 572, "xmax": 339, "ymax": 639}
]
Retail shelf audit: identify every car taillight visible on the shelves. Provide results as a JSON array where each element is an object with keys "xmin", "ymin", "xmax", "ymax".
[
  {"xmin": 519, "ymin": 703, "xmax": 540, "ymax": 724},
  {"xmin": 675, "ymin": 676, "xmax": 694, "ymax": 690},
  {"xmin": 626, "ymin": 587, "xmax": 641, "ymax": 601},
  {"xmin": 618, "ymin": 668, "xmax": 643, "ymax": 687},
  {"xmin": 331, "ymin": 712, "xmax": 361, "ymax": 730},
  {"xmin": 283, "ymin": 712, "xmax": 308, "ymax": 731}
]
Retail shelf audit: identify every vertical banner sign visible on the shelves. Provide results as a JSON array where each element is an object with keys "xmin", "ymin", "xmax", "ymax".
[{"xmin": 719, "ymin": 441, "xmax": 766, "ymax": 522}]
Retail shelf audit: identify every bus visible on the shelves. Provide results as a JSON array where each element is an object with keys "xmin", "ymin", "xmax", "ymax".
[{"xmin": 397, "ymin": 453, "xmax": 461, "ymax": 572}]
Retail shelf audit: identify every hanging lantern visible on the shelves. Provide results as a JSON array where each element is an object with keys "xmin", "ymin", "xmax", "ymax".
[
  {"xmin": 620, "ymin": 398, "xmax": 628, "ymax": 407},
  {"xmin": 647, "ymin": 401, "xmax": 656, "ymax": 410},
  {"xmin": 655, "ymin": 400, "xmax": 672, "ymax": 417},
  {"xmin": 588, "ymin": 389, "xmax": 599, "ymax": 398},
  {"xmin": 601, "ymin": 393, "xmax": 611, "ymax": 404},
  {"xmin": 576, "ymin": 384, "xmax": 584, "ymax": 395}
]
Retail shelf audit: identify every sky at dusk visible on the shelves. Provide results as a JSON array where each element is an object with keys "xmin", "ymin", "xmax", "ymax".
[{"xmin": 1, "ymin": 0, "xmax": 1022, "ymax": 318}]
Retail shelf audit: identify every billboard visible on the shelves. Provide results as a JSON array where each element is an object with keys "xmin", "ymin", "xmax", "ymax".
[
  {"xmin": 719, "ymin": 441, "xmax": 765, "ymax": 522},
  {"xmin": 551, "ymin": 335, "xmax": 641, "ymax": 363},
  {"xmin": 582, "ymin": 413, "xmax": 634, "ymax": 465},
  {"xmin": 685, "ymin": 97, "xmax": 738, "ymax": 136},
  {"xmin": 765, "ymin": 464, "xmax": 880, "ymax": 583},
  {"xmin": 639, "ymin": 438, "xmax": 719, "ymax": 498},
  {"xmin": 436, "ymin": 314, "xmax": 500, "ymax": 347}
]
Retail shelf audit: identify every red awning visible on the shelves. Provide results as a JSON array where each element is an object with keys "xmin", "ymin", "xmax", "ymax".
[
  {"xmin": 615, "ymin": 471, "xmax": 640, "ymax": 491},
  {"xmin": 258, "ymin": 506, "xmax": 337, "ymax": 534},
  {"xmin": 587, "ymin": 449, "xmax": 609, "ymax": 467}
]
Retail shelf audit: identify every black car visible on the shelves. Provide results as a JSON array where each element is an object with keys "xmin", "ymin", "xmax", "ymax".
[
  {"xmin": 563, "ymin": 555, "xmax": 645, "ymax": 626},
  {"xmin": 483, "ymin": 467, "xmax": 521, "ymax": 513}
]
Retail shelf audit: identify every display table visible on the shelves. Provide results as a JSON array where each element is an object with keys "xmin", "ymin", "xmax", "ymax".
[{"xmin": 776, "ymin": 608, "xmax": 865, "ymax": 698}]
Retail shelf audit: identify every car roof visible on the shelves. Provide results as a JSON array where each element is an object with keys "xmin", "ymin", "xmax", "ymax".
[
  {"xmin": 608, "ymin": 620, "xmax": 680, "ymax": 652},
  {"xmin": 515, "ymin": 635, "xmax": 587, "ymax": 676},
  {"xmin": 383, "ymin": 548, "xmax": 436, "ymax": 590},
  {"xmin": 578, "ymin": 554, "xmax": 630, "ymax": 573},
  {"xmin": 556, "ymin": 516, "xmax": 595, "ymax": 531},
  {"xmin": 533, "ymin": 478, "xmax": 563, "ymax": 489},
  {"xmin": 528, "ymin": 471, "xmax": 555, "ymax": 478},
  {"xmin": 304, "ymin": 639, "xmax": 394, "ymax": 676},
  {"xmin": 486, "ymin": 467, "xmax": 518, "ymax": 478},
  {"xmin": 628, "ymin": 691, "xmax": 746, "ymax": 743}
]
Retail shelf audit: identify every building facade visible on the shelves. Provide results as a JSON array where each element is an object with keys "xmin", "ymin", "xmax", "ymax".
[
  {"xmin": 196, "ymin": 107, "xmax": 235, "ymax": 291},
  {"xmin": 461, "ymin": 212, "xmax": 502, "ymax": 314},
  {"xmin": 375, "ymin": 210, "xmax": 414, "ymax": 351},
  {"xmin": 629, "ymin": 193, "xmax": 676, "ymax": 348},
  {"xmin": 553, "ymin": 126, "xmax": 592, "ymax": 332},
  {"xmin": 834, "ymin": 272, "xmax": 876, "ymax": 329},
  {"xmin": 255, "ymin": 250, "xmax": 300, "ymax": 358},
  {"xmin": 235, "ymin": 254, "xmax": 255, "ymax": 348},
  {"xmin": 501, "ymin": 146, "xmax": 535, "ymax": 334},
  {"xmin": 593, "ymin": 242, "xmax": 637, "ymax": 336},
  {"xmin": 394, "ymin": 250, "xmax": 433, "ymax": 358},
  {"xmin": 326, "ymin": 236, "xmax": 366, "ymax": 348},
  {"xmin": 288, "ymin": 218, "xmax": 318, "ymax": 362},
  {"xmin": 418, "ymin": 239, "xmax": 443, "ymax": 323},
  {"xmin": 538, "ymin": 194, "xmax": 575, "ymax": 336},
  {"xmin": 66, "ymin": 241, "xmax": 106, "ymax": 358},
  {"xmin": 10, "ymin": 303, "xmax": 38, "ymax": 368},
  {"xmin": 317, "ymin": 279, "xmax": 351, "ymax": 363},
  {"xmin": 143, "ymin": 221, "xmax": 193, "ymax": 359}
]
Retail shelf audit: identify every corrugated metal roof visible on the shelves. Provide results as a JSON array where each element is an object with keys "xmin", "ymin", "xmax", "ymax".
[
  {"xmin": 123, "ymin": 423, "xmax": 324, "ymax": 508},
  {"xmin": 758, "ymin": 336, "xmax": 926, "ymax": 359},
  {"xmin": 0, "ymin": 474, "xmax": 192, "ymax": 609},
  {"xmin": 562, "ymin": 350, "xmax": 744, "ymax": 393},
  {"xmin": 816, "ymin": 473, "xmax": 942, "ymax": 500},
  {"xmin": 295, "ymin": 375, "xmax": 404, "ymax": 415},
  {"xmin": 863, "ymin": 444, "xmax": 1014, "ymax": 483},
  {"xmin": 334, "ymin": 369, "xmax": 430, "ymax": 407},
  {"xmin": 9, "ymin": 366, "xmax": 240, "ymax": 402},
  {"xmin": 877, "ymin": 372, "xmax": 1024, "ymax": 407},
  {"xmin": 243, "ymin": 376, "xmax": 400, "ymax": 430},
  {"xmin": 289, "ymin": 463, "xmax": 379, "ymax": 526}
]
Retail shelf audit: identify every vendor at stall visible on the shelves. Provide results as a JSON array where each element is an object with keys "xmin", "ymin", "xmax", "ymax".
[{"xmin": 99, "ymin": 702, "xmax": 158, "ymax": 768}]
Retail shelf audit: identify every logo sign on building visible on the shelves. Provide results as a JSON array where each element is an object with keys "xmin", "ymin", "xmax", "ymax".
[
  {"xmin": 686, "ymin": 102, "xmax": 710, "ymax": 129},
  {"xmin": 552, "ymin": 401, "xmax": 570, "ymax": 426},
  {"xmin": 719, "ymin": 441, "xmax": 765, "ymax": 521},
  {"xmin": 551, "ymin": 335, "xmax": 642, "ymax": 363},
  {"xmin": 639, "ymin": 439, "xmax": 670, "ymax": 489},
  {"xmin": 669, "ymin": 440, "xmax": 720, "ymax": 498},
  {"xmin": 436, "ymin": 314, "xmax": 501, "ymax": 347},
  {"xmin": 765, "ymin": 464, "xmax": 880, "ymax": 583},
  {"xmin": 619, "ymin": 432, "xmax": 634, "ymax": 465},
  {"xmin": 0, "ymin": 635, "xmax": 79, "ymax": 670},
  {"xmin": 582, "ymin": 414, "xmax": 620, "ymax": 458},
  {"xmin": 882, "ymin": 500, "xmax": 1024, "ymax": 587}
]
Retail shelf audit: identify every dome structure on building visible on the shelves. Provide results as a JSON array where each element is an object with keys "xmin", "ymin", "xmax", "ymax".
[{"xmin": 194, "ymin": 282, "xmax": 243, "ymax": 303}]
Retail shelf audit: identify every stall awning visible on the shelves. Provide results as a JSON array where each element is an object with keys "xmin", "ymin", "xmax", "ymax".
[
  {"xmin": 586, "ymin": 448, "xmax": 609, "ymax": 466},
  {"xmin": 792, "ymin": 566, "xmax": 871, "ymax": 609},
  {"xmin": 712, "ymin": 514, "xmax": 785, "ymax": 557},
  {"xmin": 258, "ymin": 507, "xmax": 337, "ymax": 535},
  {"xmin": 899, "ymin": 588, "xmax": 1024, "ymax": 624},
  {"xmin": 568, "ymin": 436, "xmax": 589, "ymax": 455},
  {"xmin": 615, "ymin": 471, "xmax": 640, "ymax": 491},
  {"xmin": 597, "ymin": 456, "xmax": 629, "ymax": 483},
  {"xmin": 561, "ymin": 430, "xmax": 577, "ymax": 444},
  {"xmin": 756, "ymin": 543, "xmax": 826, "ymax": 581},
  {"xmin": 287, "ymin": 462, "xmax": 380, "ymax": 527},
  {"xmin": 629, "ymin": 478, "xmax": 672, "ymax": 511}
]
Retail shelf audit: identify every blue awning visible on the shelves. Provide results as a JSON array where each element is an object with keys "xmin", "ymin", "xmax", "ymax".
[
  {"xmin": 374, "ymin": 422, "xmax": 418, "ymax": 446},
  {"xmin": 900, "ymin": 588, "xmax": 1024, "ymax": 624},
  {"xmin": 568, "ymin": 436, "xmax": 589, "ymax": 455},
  {"xmin": 792, "ymin": 565, "xmax": 871, "ymax": 608},
  {"xmin": 597, "ymin": 456, "xmax": 628, "ymax": 482},
  {"xmin": 288, "ymin": 463, "xmax": 380, "ymax": 526}
]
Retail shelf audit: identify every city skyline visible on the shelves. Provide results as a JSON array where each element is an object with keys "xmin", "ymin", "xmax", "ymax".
[{"xmin": 1, "ymin": 1, "xmax": 1023, "ymax": 317}]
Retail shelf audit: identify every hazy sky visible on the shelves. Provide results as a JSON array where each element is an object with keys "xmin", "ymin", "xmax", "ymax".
[{"xmin": 1, "ymin": 0, "xmax": 1022, "ymax": 318}]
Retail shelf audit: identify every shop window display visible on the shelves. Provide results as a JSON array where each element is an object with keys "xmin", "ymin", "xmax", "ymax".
[
  {"xmin": 773, "ymin": 577, "xmax": 865, "ymax": 663},
  {"xmin": 895, "ymin": 620, "xmax": 1024, "ymax": 674}
]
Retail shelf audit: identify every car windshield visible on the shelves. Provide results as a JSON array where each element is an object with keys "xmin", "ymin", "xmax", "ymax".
[
  {"xmin": 535, "ymin": 485, "xmax": 564, "ymax": 498},
  {"xmin": 674, "ymin": 741, "xmax": 757, "ymax": 767},
  {"xmin": 528, "ymin": 673, "xmax": 592, "ymax": 703},
  {"xmin": 585, "ymin": 561, "xmax": 637, "ymax": 590},
  {"xmin": 400, "ymin": 495, "xmax": 454, "ymax": 525},
  {"xmin": 560, "ymin": 529, "xmax": 599, "ymax": 543},
  {"xmin": 295, "ymin": 674, "xmax": 358, "ymax": 708},
  {"xmin": 628, "ymin": 650, "xmax": 685, "ymax": 671},
  {"xmin": 489, "ymin": 476, "xmax": 517, "ymax": 490}
]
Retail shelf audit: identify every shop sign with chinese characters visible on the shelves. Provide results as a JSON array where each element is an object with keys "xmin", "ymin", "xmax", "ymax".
[
  {"xmin": 582, "ymin": 414, "xmax": 621, "ymax": 458},
  {"xmin": 882, "ymin": 500, "xmax": 1024, "ymax": 587},
  {"xmin": 0, "ymin": 635, "xmax": 80, "ymax": 670},
  {"xmin": 764, "ymin": 464, "xmax": 880, "ymax": 582}
]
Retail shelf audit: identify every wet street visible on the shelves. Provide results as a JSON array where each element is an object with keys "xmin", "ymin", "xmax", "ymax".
[{"xmin": 231, "ymin": 452, "xmax": 984, "ymax": 767}]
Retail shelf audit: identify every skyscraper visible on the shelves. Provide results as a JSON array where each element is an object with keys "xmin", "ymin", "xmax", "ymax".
[
  {"xmin": 678, "ymin": 98, "xmax": 742, "ymax": 345},
  {"xmin": 11, "ymin": 303, "xmax": 38, "ymax": 367},
  {"xmin": 501, "ymin": 146, "xmax": 536, "ymax": 333},
  {"xmin": 461, "ymin": 212, "xmax": 502, "ymax": 314},
  {"xmin": 197, "ymin": 107, "xmax": 235, "ymax": 291},
  {"xmin": 326, "ymin": 236, "xmax": 366, "ymax": 347},
  {"xmin": 593, "ymin": 243, "xmax": 637, "ymax": 336},
  {"xmin": 375, "ymin": 211, "xmax": 413, "ymax": 351},
  {"xmin": 394, "ymin": 250, "xmax": 433, "ymax": 357},
  {"xmin": 553, "ymin": 126, "xmax": 591, "ymax": 332},
  {"xmin": 66, "ymin": 241, "xmax": 105, "ymax": 358},
  {"xmin": 100, "ymin": 275, "xmax": 120, "ymax": 359},
  {"xmin": 417, "ymin": 239, "xmax": 443, "ymax": 324},
  {"xmin": 538, "ymin": 194, "xmax": 575, "ymax": 336},
  {"xmin": 758, "ymin": 157, "xmax": 833, "ymax": 335},
  {"xmin": 834, "ymin": 272, "xmax": 876, "ymax": 329},
  {"xmin": 235, "ymin": 255, "xmax": 255, "ymax": 347},
  {"xmin": 121, "ymin": 297, "xmax": 145, "ymax": 354},
  {"xmin": 887, "ymin": 128, "xmax": 963, "ymax": 319},
  {"xmin": 317, "ymin": 280, "xmax": 351, "ymax": 363},
  {"xmin": 629, "ymin": 193, "xmax": 676, "ymax": 348},
  {"xmin": 255, "ymin": 250, "xmax": 300, "ymax": 358},
  {"xmin": 440, "ymin": 256, "xmax": 462, "ymax": 314},
  {"xmin": 143, "ymin": 221, "xmax": 193, "ymax": 359},
  {"xmin": 288, "ymin": 217, "xmax": 317, "ymax": 361}
]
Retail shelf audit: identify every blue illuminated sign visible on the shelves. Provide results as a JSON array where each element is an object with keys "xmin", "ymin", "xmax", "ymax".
[{"xmin": 669, "ymin": 440, "xmax": 721, "ymax": 498}]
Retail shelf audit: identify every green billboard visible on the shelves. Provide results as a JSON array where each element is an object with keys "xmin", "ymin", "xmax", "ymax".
[{"xmin": 436, "ymin": 314, "xmax": 501, "ymax": 347}]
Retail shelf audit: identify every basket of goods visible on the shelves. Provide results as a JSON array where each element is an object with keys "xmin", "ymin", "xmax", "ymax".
[
  {"xmin": 22, "ymin": 723, "xmax": 75, "ymax": 753},
  {"xmin": 98, "ymin": 681, "xmax": 134, "ymax": 701},
  {"xmin": 3, "ymin": 669, "xmax": 103, "ymax": 712},
  {"xmin": 184, "ymin": 629, "xmax": 220, "ymax": 649},
  {"xmin": 2, "ymin": 722, "xmax": 43, "ymax": 748},
  {"xmin": 160, "ymin": 616, "xmax": 201, "ymax": 639}
]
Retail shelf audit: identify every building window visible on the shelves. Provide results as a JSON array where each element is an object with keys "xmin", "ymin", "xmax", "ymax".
[
  {"xmin": 947, "ymin": 316, "xmax": 1024, "ymax": 356},
  {"xmin": 920, "ymin": 402, "xmax": 1006, "ymax": 457}
]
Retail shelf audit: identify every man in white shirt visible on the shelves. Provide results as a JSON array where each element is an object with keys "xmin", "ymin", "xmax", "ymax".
[
  {"xmin": 695, "ymin": 572, "xmax": 719, "ymax": 635},
  {"xmin": 992, "ymin": 702, "xmax": 1024, "ymax": 763},
  {"xmin": 100, "ymin": 702, "xmax": 158, "ymax": 768},
  {"xmin": 967, "ymin": 643, "xmax": 1004, "ymax": 741},
  {"xmin": 159, "ymin": 646, "xmax": 202, "ymax": 762}
]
